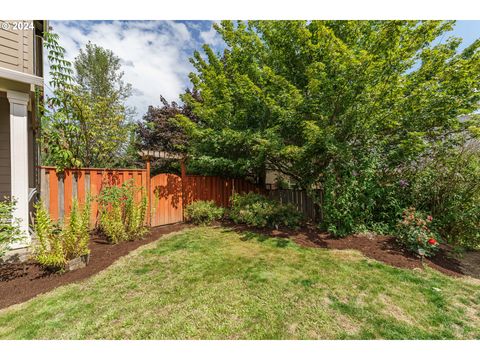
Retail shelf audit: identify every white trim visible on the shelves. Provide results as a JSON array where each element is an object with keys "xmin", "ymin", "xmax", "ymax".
[
  {"xmin": 0, "ymin": 67, "xmax": 43, "ymax": 87},
  {"xmin": 6, "ymin": 90, "xmax": 31, "ymax": 248},
  {"xmin": 6, "ymin": 90, "xmax": 30, "ymax": 105}
]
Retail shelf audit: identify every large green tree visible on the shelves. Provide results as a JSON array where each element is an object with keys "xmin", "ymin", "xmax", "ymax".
[
  {"xmin": 75, "ymin": 41, "xmax": 132, "ymax": 104},
  {"xmin": 41, "ymin": 34, "xmax": 133, "ymax": 169},
  {"xmin": 181, "ymin": 20, "xmax": 480, "ymax": 238}
]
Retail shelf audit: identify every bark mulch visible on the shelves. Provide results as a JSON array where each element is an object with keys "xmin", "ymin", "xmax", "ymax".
[
  {"xmin": 222, "ymin": 221, "xmax": 471, "ymax": 278},
  {"xmin": 0, "ymin": 223, "xmax": 189, "ymax": 310}
]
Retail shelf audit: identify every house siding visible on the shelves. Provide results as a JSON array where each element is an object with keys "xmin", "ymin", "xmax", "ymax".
[{"xmin": 0, "ymin": 20, "xmax": 34, "ymax": 75}]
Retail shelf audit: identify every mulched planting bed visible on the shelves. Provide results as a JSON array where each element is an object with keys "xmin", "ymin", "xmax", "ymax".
[
  {"xmin": 0, "ymin": 223, "xmax": 189, "ymax": 310},
  {"xmin": 222, "ymin": 221, "xmax": 471, "ymax": 278}
]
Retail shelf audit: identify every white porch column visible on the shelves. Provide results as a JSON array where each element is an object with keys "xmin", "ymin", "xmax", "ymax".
[{"xmin": 6, "ymin": 90, "xmax": 31, "ymax": 247}]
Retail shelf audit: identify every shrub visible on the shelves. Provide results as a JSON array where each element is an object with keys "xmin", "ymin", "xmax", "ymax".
[
  {"xmin": 395, "ymin": 207, "xmax": 440, "ymax": 258},
  {"xmin": 97, "ymin": 180, "xmax": 148, "ymax": 243},
  {"xmin": 319, "ymin": 143, "xmax": 480, "ymax": 248},
  {"xmin": 229, "ymin": 192, "xmax": 303, "ymax": 229},
  {"xmin": 0, "ymin": 197, "xmax": 26, "ymax": 256},
  {"xmin": 320, "ymin": 152, "xmax": 402, "ymax": 237},
  {"xmin": 184, "ymin": 200, "xmax": 224, "ymax": 225},
  {"xmin": 404, "ymin": 146, "xmax": 480, "ymax": 249},
  {"xmin": 98, "ymin": 185, "xmax": 127, "ymax": 243},
  {"xmin": 33, "ymin": 198, "xmax": 91, "ymax": 270},
  {"xmin": 124, "ymin": 183, "xmax": 148, "ymax": 240},
  {"xmin": 63, "ymin": 198, "xmax": 91, "ymax": 260}
]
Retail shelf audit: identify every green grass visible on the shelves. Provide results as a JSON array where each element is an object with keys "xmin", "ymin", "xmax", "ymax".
[{"xmin": 0, "ymin": 226, "xmax": 479, "ymax": 339}]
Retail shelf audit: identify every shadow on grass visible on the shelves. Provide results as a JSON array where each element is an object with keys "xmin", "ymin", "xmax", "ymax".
[{"xmin": 217, "ymin": 221, "xmax": 469, "ymax": 278}]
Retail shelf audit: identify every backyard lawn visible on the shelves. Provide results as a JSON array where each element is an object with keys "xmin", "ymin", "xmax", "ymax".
[{"xmin": 0, "ymin": 226, "xmax": 479, "ymax": 339}]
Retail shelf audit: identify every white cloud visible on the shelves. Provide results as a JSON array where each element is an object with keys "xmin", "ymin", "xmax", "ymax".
[
  {"xmin": 199, "ymin": 22, "xmax": 223, "ymax": 47},
  {"xmin": 48, "ymin": 20, "xmax": 195, "ymax": 118}
]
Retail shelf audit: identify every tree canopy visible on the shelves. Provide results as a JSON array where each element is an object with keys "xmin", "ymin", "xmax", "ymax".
[
  {"xmin": 180, "ymin": 20, "xmax": 480, "ymax": 238},
  {"xmin": 134, "ymin": 91, "xmax": 200, "ymax": 173},
  {"xmin": 182, "ymin": 20, "xmax": 480, "ymax": 186},
  {"xmin": 40, "ymin": 34, "xmax": 134, "ymax": 169},
  {"xmin": 75, "ymin": 41, "xmax": 132, "ymax": 103}
]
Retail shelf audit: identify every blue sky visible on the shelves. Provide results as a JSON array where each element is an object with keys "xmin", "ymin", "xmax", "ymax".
[{"xmin": 49, "ymin": 20, "xmax": 480, "ymax": 118}]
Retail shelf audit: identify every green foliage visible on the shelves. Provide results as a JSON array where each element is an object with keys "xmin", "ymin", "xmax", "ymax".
[
  {"xmin": 63, "ymin": 198, "xmax": 91, "ymax": 260},
  {"xmin": 33, "ymin": 202, "xmax": 64, "ymax": 269},
  {"xmin": 135, "ymin": 91, "xmax": 201, "ymax": 174},
  {"xmin": 229, "ymin": 192, "xmax": 303, "ymax": 229},
  {"xmin": 404, "ymin": 144, "xmax": 480, "ymax": 249},
  {"xmin": 181, "ymin": 21, "xmax": 480, "ymax": 243},
  {"xmin": 322, "ymin": 153, "xmax": 384, "ymax": 236},
  {"xmin": 40, "ymin": 31, "xmax": 133, "ymax": 170},
  {"xmin": 33, "ymin": 199, "xmax": 91, "ymax": 270},
  {"xmin": 75, "ymin": 41, "xmax": 132, "ymax": 102},
  {"xmin": 0, "ymin": 198, "xmax": 26, "ymax": 256},
  {"xmin": 97, "ymin": 180, "xmax": 148, "ymax": 244},
  {"xmin": 396, "ymin": 208, "xmax": 440, "ymax": 258},
  {"xmin": 184, "ymin": 200, "xmax": 224, "ymax": 225}
]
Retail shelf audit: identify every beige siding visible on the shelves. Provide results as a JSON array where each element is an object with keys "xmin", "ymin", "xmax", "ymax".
[
  {"xmin": 0, "ymin": 20, "xmax": 34, "ymax": 75},
  {"xmin": 0, "ymin": 97, "xmax": 10, "ymax": 198}
]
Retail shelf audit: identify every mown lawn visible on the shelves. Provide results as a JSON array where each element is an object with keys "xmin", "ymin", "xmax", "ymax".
[{"xmin": 0, "ymin": 226, "xmax": 479, "ymax": 339}]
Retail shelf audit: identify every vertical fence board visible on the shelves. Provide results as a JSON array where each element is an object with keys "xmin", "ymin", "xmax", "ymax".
[
  {"xmin": 64, "ymin": 170, "xmax": 72, "ymax": 219},
  {"xmin": 89, "ymin": 171, "xmax": 99, "ymax": 227},
  {"xmin": 58, "ymin": 174, "xmax": 65, "ymax": 222},
  {"xmin": 77, "ymin": 171, "xmax": 85, "ymax": 205},
  {"xmin": 72, "ymin": 171, "xmax": 78, "ymax": 202},
  {"xmin": 48, "ymin": 169, "xmax": 58, "ymax": 220},
  {"xmin": 40, "ymin": 168, "xmax": 49, "ymax": 212}
]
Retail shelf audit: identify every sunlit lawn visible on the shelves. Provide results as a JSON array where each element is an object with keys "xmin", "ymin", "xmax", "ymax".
[{"xmin": 0, "ymin": 226, "xmax": 479, "ymax": 339}]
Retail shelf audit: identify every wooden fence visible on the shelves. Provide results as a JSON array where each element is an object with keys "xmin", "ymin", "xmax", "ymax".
[
  {"xmin": 184, "ymin": 176, "xmax": 262, "ymax": 208},
  {"xmin": 267, "ymin": 189, "xmax": 322, "ymax": 222},
  {"xmin": 39, "ymin": 167, "xmax": 147, "ymax": 226},
  {"xmin": 39, "ymin": 166, "xmax": 262, "ymax": 227}
]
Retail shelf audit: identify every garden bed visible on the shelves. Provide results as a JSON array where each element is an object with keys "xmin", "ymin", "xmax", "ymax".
[
  {"xmin": 223, "ymin": 221, "xmax": 470, "ymax": 278},
  {"xmin": 0, "ymin": 223, "xmax": 189, "ymax": 310}
]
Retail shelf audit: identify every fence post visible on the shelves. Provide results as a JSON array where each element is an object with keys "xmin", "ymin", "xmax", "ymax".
[
  {"xmin": 180, "ymin": 158, "xmax": 187, "ymax": 221},
  {"xmin": 146, "ymin": 158, "xmax": 151, "ymax": 226}
]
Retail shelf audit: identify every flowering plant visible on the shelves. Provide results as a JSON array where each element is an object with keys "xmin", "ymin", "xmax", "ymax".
[{"xmin": 396, "ymin": 207, "xmax": 440, "ymax": 258}]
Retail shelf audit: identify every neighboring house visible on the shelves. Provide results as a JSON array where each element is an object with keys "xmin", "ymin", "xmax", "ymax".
[{"xmin": 0, "ymin": 20, "xmax": 45, "ymax": 249}]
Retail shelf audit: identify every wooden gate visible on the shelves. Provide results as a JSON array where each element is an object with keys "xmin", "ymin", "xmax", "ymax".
[{"xmin": 149, "ymin": 173, "xmax": 183, "ymax": 226}]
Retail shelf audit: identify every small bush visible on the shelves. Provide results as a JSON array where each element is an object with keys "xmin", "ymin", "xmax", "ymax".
[
  {"xmin": 97, "ymin": 180, "xmax": 148, "ymax": 243},
  {"xmin": 33, "ymin": 198, "xmax": 91, "ymax": 270},
  {"xmin": 229, "ymin": 192, "xmax": 303, "ymax": 229},
  {"xmin": 63, "ymin": 198, "xmax": 91, "ymax": 260},
  {"xmin": 184, "ymin": 200, "xmax": 224, "ymax": 225},
  {"xmin": 396, "ymin": 207, "xmax": 440, "ymax": 258},
  {"xmin": 0, "ymin": 197, "xmax": 26, "ymax": 256}
]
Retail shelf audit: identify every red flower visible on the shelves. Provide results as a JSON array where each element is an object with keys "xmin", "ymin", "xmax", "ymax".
[
  {"xmin": 427, "ymin": 215, "xmax": 433, "ymax": 222},
  {"xmin": 428, "ymin": 238, "xmax": 437, "ymax": 245}
]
